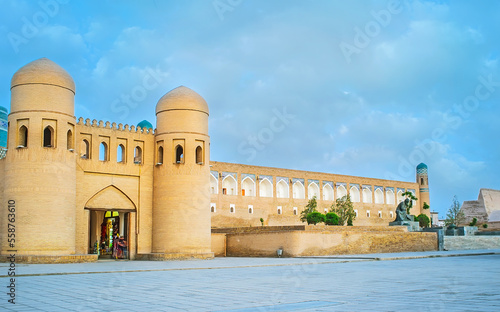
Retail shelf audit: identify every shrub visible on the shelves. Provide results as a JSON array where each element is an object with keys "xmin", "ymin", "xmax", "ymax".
[
  {"xmin": 325, "ymin": 212, "xmax": 340, "ymax": 225},
  {"xmin": 483, "ymin": 223, "xmax": 488, "ymax": 229},
  {"xmin": 330, "ymin": 195, "xmax": 356, "ymax": 225},
  {"xmin": 300, "ymin": 197, "xmax": 318, "ymax": 223},
  {"xmin": 469, "ymin": 218, "xmax": 477, "ymax": 226},
  {"xmin": 416, "ymin": 214, "xmax": 430, "ymax": 228},
  {"xmin": 306, "ymin": 212, "xmax": 325, "ymax": 225},
  {"xmin": 347, "ymin": 215, "xmax": 353, "ymax": 226}
]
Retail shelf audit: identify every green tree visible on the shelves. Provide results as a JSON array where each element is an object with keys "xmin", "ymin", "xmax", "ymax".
[
  {"xmin": 423, "ymin": 202, "xmax": 430, "ymax": 210},
  {"xmin": 416, "ymin": 214, "xmax": 430, "ymax": 228},
  {"xmin": 325, "ymin": 212, "xmax": 340, "ymax": 225},
  {"xmin": 300, "ymin": 196, "xmax": 317, "ymax": 223},
  {"xmin": 306, "ymin": 211, "xmax": 325, "ymax": 225},
  {"xmin": 330, "ymin": 195, "xmax": 356, "ymax": 226},
  {"xmin": 469, "ymin": 218, "xmax": 477, "ymax": 227},
  {"xmin": 445, "ymin": 196, "xmax": 465, "ymax": 226},
  {"xmin": 402, "ymin": 191, "xmax": 418, "ymax": 214}
]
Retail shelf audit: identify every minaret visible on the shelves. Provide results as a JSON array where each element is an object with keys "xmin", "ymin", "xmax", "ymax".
[
  {"xmin": 152, "ymin": 86, "xmax": 213, "ymax": 259},
  {"xmin": 416, "ymin": 163, "xmax": 430, "ymax": 216},
  {"xmin": 0, "ymin": 106, "xmax": 7, "ymax": 149},
  {"xmin": 1, "ymin": 58, "xmax": 76, "ymax": 256}
]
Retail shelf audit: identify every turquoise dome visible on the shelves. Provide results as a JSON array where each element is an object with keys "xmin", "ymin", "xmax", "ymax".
[
  {"xmin": 416, "ymin": 163, "xmax": 428, "ymax": 170},
  {"xmin": 137, "ymin": 120, "xmax": 153, "ymax": 130}
]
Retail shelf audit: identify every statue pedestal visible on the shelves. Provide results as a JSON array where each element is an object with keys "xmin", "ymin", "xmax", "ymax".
[{"xmin": 389, "ymin": 221, "xmax": 420, "ymax": 232}]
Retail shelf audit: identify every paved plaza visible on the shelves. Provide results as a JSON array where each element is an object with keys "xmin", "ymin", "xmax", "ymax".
[{"xmin": 1, "ymin": 250, "xmax": 499, "ymax": 311}]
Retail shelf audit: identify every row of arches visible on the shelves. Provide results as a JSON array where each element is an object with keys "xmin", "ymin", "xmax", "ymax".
[
  {"xmin": 17, "ymin": 125, "xmax": 74, "ymax": 150},
  {"xmin": 80, "ymin": 141, "xmax": 204, "ymax": 166},
  {"xmin": 211, "ymin": 174, "xmax": 408, "ymax": 205},
  {"xmin": 81, "ymin": 140, "xmax": 143, "ymax": 164}
]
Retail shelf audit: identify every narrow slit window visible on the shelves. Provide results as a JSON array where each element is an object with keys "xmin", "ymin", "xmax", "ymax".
[
  {"xmin": 43, "ymin": 126, "xmax": 54, "ymax": 147},
  {"xmin": 99, "ymin": 142, "xmax": 108, "ymax": 161},
  {"xmin": 67, "ymin": 130, "xmax": 74, "ymax": 150},
  {"xmin": 81, "ymin": 139, "xmax": 89, "ymax": 159},
  {"xmin": 196, "ymin": 146, "xmax": 203, "ymax": 164},
  {"xmin": 175, "ymin": 145, "xmax": 184, "ymax": 163},
  {"xmin": 157, "ymin": 146, "xmax": 164, "ymax": 165},
  {"xmin": 18, "ymin": 125, "xmax": 28, "ymax": 147},
  {"xmin": 117, "ymin": 144, "xmax": 125, "ymax": 163},
  {"xmin": 134, "ymin": 146, "xmax": 142, "ymax": 164}
]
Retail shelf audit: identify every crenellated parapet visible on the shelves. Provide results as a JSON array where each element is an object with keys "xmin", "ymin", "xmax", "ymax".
[
  {"xmin": 75, "ymin": 117, "xmax": 156, "ymax": 176},
  {"xmin": 77, "ymin": 117, "xmax": 156, "ymax": 135}
]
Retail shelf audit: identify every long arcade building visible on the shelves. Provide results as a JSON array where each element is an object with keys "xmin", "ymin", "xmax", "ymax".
[{"xmin": 0, "ymin": 58, "xmax": 430, "ymax": 262}]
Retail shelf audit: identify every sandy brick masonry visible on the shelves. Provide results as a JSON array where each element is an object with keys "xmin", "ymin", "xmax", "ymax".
[
  {"xmin": 0, "ymin": 58, "xmax": 434, "ymax": 263},
  {"xmin": 213, "ymin": 225, "xmax": 437, "ymax": 257}
]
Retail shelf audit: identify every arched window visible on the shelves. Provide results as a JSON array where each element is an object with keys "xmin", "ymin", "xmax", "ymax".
[
  {"xmin": 386, "ymin": 189, "xmax": 395, "ymax": 205},
  {"xmin": 248, "ymin": 205, "xmax": 253, "ymax": 214},
  {"xmin": 210, "ymin": 173, "xmax": 218, "ymax": 194},
  {"xmin": 375, "ymin": 189, "xmax": 384, "ymax": 204},
  {"xmin": 293, "ymin": 182, "xmax": 305, "ymax": 199},
  {"xmin": 277, "ymin": 206, "xmax": 282, "ymax": 215},
  {"xmin": 336, "ymin": 185, "xmax": 347, "ymax": 199},
  {"xmin": 134, "ymin": 146, "xmax": 142, "ymax": 164},
  {"xmin": 222, "ymin": 175, "xmax": 237, "ymax": 195},
  {"xmin": 362, "ymin": 187, "xmax": 372, "ymax": 203},
  {"xmin": 175, "ymin": 145, "xmax": 184, "ymax": 164},
  {"xmin": 67, "ymin": 130, "xmax": 74, "ymax": 150},
  {"xmin": 196, "ymin": 146, "xmax": 203, "ymax": 164},
  {"xmin": 350, "ymin": 186, "xmax": 360, "ymax": 202},
  {"xmin": 259, "ymin": 178, "xmax": 273, "ymax": 198},
  {"xmin": 323, "ymin": 184, "xmax": 334, "ymax": 201},
  {"xmin": 43, "ymin": 126, "xmax": 54, "ymax": 147},
  {"xmin": 308, "ymin": 182, "xmax": 320, "ymax": 199},
  {"xmin": 81, "ymin": 139, "xmax": 89, "ymax": 159},
  {"xmin": 397, "ymin": 190, "xmax": 405, "ymax": 203},
  {"xmin": 276, "ymin": 180, "xmax": 289, "ymax": 198},
  {"xmin": 99, "ymin": 142, "xmax": 108, "ymax": 161},
  {"xmin": 18, "ymin": 125, "xmax": 28, "ymax": 147},
  {"xmin": 241, "ymin": 177, "xmax": 255, "ymax": 197},
  {"xmin": 117, "ymin": 144, "xmax": 125, "ymax": 163},
  {"xmin": 157, "ymin": 146, "xmax": 164, "ymax": 165}
]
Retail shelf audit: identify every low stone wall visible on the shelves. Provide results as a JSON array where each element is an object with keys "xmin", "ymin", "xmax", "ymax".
[
  {"xmin": 222, "ymin": 226, "xmax": 437, "ymax": 257},
  {"xmin": 212, "ymin": 225, "xmax": 306, "ymax": 234},
  {"xmin": 0, "ymin": 254, "xmax": 98, "ymax": 264},
  {"xmin": 444, "ymin": 236, "xmax": 500, "ymax": 251}
]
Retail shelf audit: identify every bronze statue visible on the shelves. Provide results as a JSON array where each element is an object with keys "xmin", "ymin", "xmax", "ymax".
[{"xmin": 394, "ymin": 198, "xmax": 413, "ymax": 222}]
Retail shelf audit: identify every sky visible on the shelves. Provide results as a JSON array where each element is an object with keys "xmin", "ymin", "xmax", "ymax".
[{"xmin": 0, "ymin": 0, "xmax": 498, "ymax": 219}]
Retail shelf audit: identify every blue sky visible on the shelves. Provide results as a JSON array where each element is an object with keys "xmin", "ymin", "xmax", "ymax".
[{"xmin": 1, "ymin": 0, "xmax": 498, "ymax": 219}]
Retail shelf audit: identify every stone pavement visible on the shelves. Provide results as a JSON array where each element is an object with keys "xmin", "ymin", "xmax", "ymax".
[{"xmin": 1, "ymin": 249, "xmax": 499, "ymax": 311}]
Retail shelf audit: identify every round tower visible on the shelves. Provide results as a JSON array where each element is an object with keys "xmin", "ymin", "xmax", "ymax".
[
  {"xmin": 152, "ymin": 86, "xmax": 212, "ymax": 258},
  {"xmin": 1, "ymin": 58, "xmax": 76, "ymax": 256},
  {"xmin": 416, "ymin": 163, "xmax": 430, "ymax": 216}
]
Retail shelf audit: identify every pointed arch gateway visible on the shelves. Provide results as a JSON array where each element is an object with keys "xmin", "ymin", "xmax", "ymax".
[
  {"xmin": 85, "ymin": 185, "xmax": 137, "ymax": 260},
  {"xmin": 85, "ymin": 185, "xmax": 137, "ymax": 211}
]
